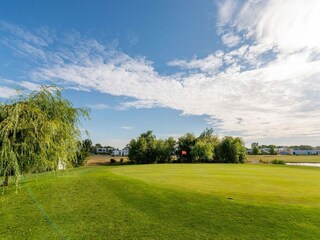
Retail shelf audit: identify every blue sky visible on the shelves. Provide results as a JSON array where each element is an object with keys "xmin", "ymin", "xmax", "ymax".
[{"xmin": 1, "ymin": 0, "xmax": 320, "ymax": 148}]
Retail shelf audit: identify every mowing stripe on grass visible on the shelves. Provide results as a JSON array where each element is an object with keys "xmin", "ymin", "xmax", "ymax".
[{"xmin": 23, "ymin": 176, "xmax": 65, "ymax": 240}]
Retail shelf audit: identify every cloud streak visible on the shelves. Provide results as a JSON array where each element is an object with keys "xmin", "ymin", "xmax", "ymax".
[
  {"xmin": 86, "ymin": 103, "xmax": 109, "ymax": 110},
  {"xmin": 0, "ymin": 86, "xmax": 17, "ymax": 99}
]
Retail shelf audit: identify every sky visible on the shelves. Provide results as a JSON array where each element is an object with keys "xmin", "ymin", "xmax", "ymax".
[{"xmin": 1, "ymin": 0, "xmax": 320, "ymax": 148}]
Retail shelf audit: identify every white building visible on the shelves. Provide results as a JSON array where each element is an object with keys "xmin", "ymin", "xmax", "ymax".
[
  {"xmin": 292, "ymin": 149, "xmax": 320, "ymax": 155},
  {"xmin": 275, "ymin": 147, "xmax": 291, "ymax": 155},
  {"xmin": 112, "ymin": 148, "xmax": 129, "ymax": 156},
  {"xmin": 261, "ymin": 148, "xmax": 270, "ymax": 154},
  {"xmin": 96, "ymin": 148, "xmax": 107, "ymax": 154}
]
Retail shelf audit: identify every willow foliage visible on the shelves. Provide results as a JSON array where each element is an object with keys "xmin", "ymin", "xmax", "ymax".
[{"xmin": 0, "ymin": 86, "xmax": 89, "ymax": 187}]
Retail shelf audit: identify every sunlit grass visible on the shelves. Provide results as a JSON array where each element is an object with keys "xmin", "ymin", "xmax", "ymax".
[{"xmin": 1, "ymin": 164, "xmax": 320, "ymax": 239}]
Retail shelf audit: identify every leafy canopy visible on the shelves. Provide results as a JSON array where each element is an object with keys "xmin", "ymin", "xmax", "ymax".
[
  {"xmin": 215, "ymin": 136, "xmax": 246, "ymax": 163},
  {"xmin": 0, "ymin": 86, "xmax": 89, "ymax": 186},
  {"xmin": 128, "ymin": 131, "xmax": 175, "ymax": 164}
]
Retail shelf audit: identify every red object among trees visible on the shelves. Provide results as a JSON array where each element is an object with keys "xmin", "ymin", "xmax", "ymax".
[{"xmin": 181, "ymin": 150, "xmax": 187, "ymax": 155}]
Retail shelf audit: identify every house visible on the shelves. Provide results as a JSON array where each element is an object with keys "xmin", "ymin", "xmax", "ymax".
[
  {"xmin": 292, "ymin": 149, "xmax": 320, "ymax": 155},
  {"xmin": 246, "ymin": 148, "xmax": 253, "ymax": 154},
  {"xmin": 112, "ymin": 148, "xmax": 129, "ymax": 156},
  {"xmin": 96, "ymin": 147, "xmax": 107, "ymax": 154},
  {"xmin": 260, "ymin": 148, "xmax": 270, "ymax": 154},
  {"xmin": 112, "ymin": 149, "xmax": 120, "ymax": 156},
  {"xmin": 275, "ymin": 147, "xmax": 291, "ymax": 155},
  {"xmin": 121, "ymin": 148, "xmax": 129, "ymax": 156}
]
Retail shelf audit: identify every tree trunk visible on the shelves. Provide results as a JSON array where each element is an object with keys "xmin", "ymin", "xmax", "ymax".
[{"xmin": 1, "ymin": 174, "xmax": 9, "ymax": 187}]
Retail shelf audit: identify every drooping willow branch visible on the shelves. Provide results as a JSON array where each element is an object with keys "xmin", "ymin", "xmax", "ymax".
[{"xmin": 0, "ymin": 86, "xmax": 89, "ymax": 188}]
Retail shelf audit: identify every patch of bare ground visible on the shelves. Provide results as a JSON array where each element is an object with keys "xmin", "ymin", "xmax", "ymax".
[{"xmin": 86, "ymin": 155, "xmax": 129, "ymax": 166}]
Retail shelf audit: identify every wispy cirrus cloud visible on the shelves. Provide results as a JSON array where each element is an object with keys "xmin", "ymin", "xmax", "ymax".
[
  {"xmin": 0, "ymin": 86, "xmax": 17, "ymax": 99},
  {"xmin": 19, "ymin": 81, "xmax": 41, "ymax": 91},
  {"xmin": 221, "ymin": 32, "xmax": 241, "ymax": 48},
  {"xmin": 119, "ymin": 126, "xmax": 133, "ymax": 130},
  {"xmin": 86, "ymin": 103, "xmax": 109, "ymax": 110},
  {"xmin": 1, "ymin": 0, "xmax": 320, "ymax": 142},
  {"xmin": 167, "ymin": 50, "xmax": 224, "ymax": 73}
]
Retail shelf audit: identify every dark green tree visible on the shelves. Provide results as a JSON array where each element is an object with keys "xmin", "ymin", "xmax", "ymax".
[
  {"xmin": 155, "ymin": 137, "xmax": 176, "ymax": 163},
  {"xmin": 252, "ymin": 146, "xmax": 260, "ymax": 155},
  {"xmin": 190, "ymin": 139, "xmax": 214, "ymax": 162},
  {"xmin": 177, "ymin": 133, "xmax": 196, "ymax": 162},
  {"xmin": 190, "ymin": 128, "xmax": 219, "ymax": 162},
  {"xmin": 82, "ymin": 139, "xmax": 92, "ymax": 153},
  {"xmin": 269, "ymin": 145, "xmax": 277, "ymax": 155},
  {"xmin": 128, "ymin": 131, "xmax": 157, "ymax": 164},
  {"xmin": 215, "ymin": 137, "xmax": 246, "ymax": 163},
  {"xmin": 75, "ymin": 139, "xmax": 92, "ymax": 167}
]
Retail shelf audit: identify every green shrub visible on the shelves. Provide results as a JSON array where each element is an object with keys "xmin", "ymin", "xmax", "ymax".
[
  {"xmin": 271, "ymin": 159, "xmax": 285, "ymax": 165},
  {"xmin": 110, "ymin": 159, "xmax": 116, "ymax": 164},
  {"xmin": 214, "ymin": 136, "xmax": 246, "ymax": 163},
  {"xmin": 74, "ymin": 150, "xmax": 89, "ymax": 167}
]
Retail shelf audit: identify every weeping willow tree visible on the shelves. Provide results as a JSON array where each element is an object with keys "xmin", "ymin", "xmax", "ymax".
[{"xmin": 0, "ymin": 86, "xmax": 89, "ymax": 187}]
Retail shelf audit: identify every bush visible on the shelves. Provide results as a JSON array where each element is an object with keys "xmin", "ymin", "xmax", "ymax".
[
  {"xmin": 74, "ymin": 150, "xmax": 89, "ymax": 167},
  {"xmin": 110, "ymin": 159, "xmax": 116, "ymax": 163},
  {"xmin": 120, "ymin": 158, "xmax": 124, "ymax": 163},
  {"xmin": 214, "ymin": 136, "xmax": 246, "ymax": 163},
  {"xmin": 271, "ymin": 159, "xmax": 285, "ymax": 165}
]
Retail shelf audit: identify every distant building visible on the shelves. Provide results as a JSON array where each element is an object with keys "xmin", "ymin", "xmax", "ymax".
[
  {"xmin": 275, "ymin": 147, "xmax": 291, "ymax": 155},
  {"xmin": 96, "ymin": 148, "xmax": 107, "ymax": 154},
  {"xmin": 112, "ymin": 148, "xmax": 129, "ymax": 156},
  {"xmin": 246, "ymin": 148, "xmax": 253, "ymax": 154},
  {"xmin": 121, "ymin": 148, "xmax": 129, "ymax": 156},
  {"xmin": 292, "ymin": 149, "xmax": 320, "ymax": 155},
  {"xmin": 260, "ymin": 148, "xmax": 270, "ymax": 154}
]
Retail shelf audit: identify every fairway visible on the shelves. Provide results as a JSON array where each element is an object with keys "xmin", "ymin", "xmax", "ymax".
[{"xmin": 1, "ymin": 164, "xmax": 320, "ymax": 239}]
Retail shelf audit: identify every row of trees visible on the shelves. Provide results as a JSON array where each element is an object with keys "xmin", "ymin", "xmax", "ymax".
[
  {"xmin": 128, "ymin": 129, "xmax": 246, "ymax": 164},
  {"xmin": 128, "ymin": 131, "xmax": 175, "ymax": 164},
  {"xmin": 251, "ymin": 143, "xmax": 277, "ymax": 155}
]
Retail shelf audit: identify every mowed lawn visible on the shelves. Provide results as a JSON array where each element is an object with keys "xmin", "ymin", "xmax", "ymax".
[
  {"xmin": 247, "ymin": 154, "xmax": 320, "ymax": 163},
  {"xmin": 1, "ymin": 164, "xmax": 320, "ymax": 239}
]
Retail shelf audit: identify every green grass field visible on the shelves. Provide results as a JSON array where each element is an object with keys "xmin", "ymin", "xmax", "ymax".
[
  {"xmin": 1, "ymin": 164, "xmax": 320, "ymax": 239},
  {"xmin": 246, "ymin": 154, "xmax": 320, "ymax": 163}
]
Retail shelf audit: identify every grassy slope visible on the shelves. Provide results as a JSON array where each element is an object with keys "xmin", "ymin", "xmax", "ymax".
[
  {"xmin": 247, "ymin": 154, "xmax": 320, "ymax": 163},
  {"xmin": 0, "ymin": 164, "xmax": 320, "ymax": 239}
]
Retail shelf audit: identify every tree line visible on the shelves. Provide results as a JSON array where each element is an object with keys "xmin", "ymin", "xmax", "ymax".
[
  {"xmin": 0, "ymin": 86, "xmax": 246, "ymax": 187},
  {"xmin": 128, "ymin": 129, "xmax": 246, "ymax": 164}
]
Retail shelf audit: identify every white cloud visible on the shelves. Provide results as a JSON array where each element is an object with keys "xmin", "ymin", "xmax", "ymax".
[
  {"xmin": 86, "ymin": 103, "xmax": 109, "ymax": 110},
  {"xmin": 221, "ymin": 32, "xmax": 241, "ymax": 47},
  {"xmin": 167, "ymin": 51, "xmax": 224, "ymax": 73},
  {"xmin": 1, "ymin": 3, "xmax": 320, "ymax": 144},
  {"xmin": 19, "ymin": 81, "xmax": 41, "ymax": 91},
  {"xmin": 119, "ymin": 126, "xmax": 133, "ymax": 130},
  {"xmin": 0, "ymin": 86, "xmax": 17, "ymax": 99},
  {"xmin": 0, "ymin": 80, "xmax": 42, "ymax": 99},
  {"xmin": 226, "ymin": 0, "xmax": 320, "ymax": 53},
  {"xmin": 0, "ymin": 21, "xmax": 49, "ymax": 47},
  {"xmin": 217, "ymin": 0, "xmax": 239, "ymax": 27},
  {"xmin": 118, "ymin": 99, "xmax": 165, "ymax": 110}
]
